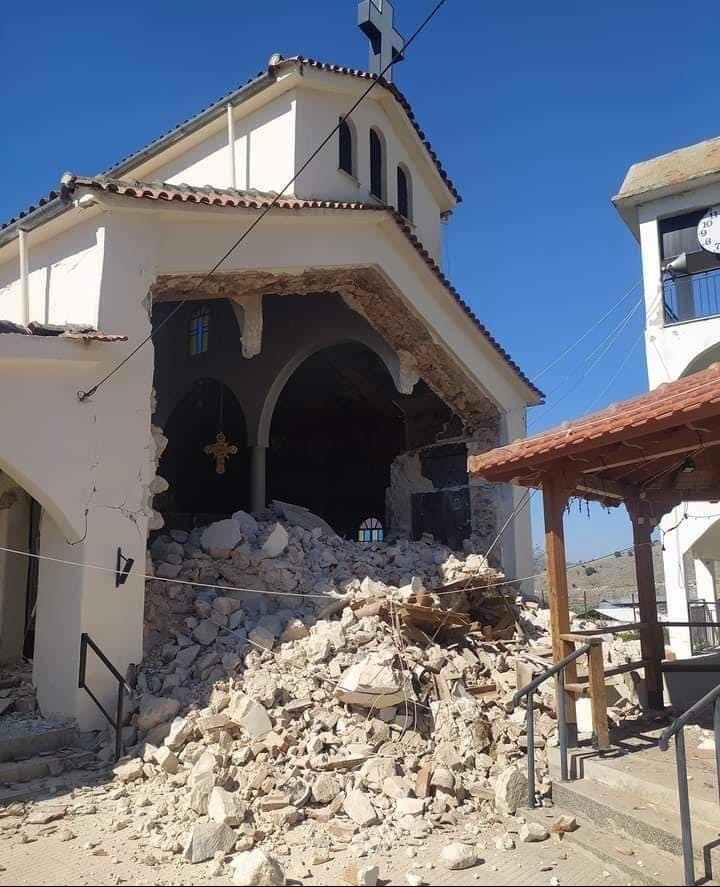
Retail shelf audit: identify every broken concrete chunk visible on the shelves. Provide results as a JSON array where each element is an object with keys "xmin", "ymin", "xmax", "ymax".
[
  {"xmin": 281, "ymin": 617, "xmax": 309, "ymax": 642},
  {"xmin": 201, "ymin": 518, "xmax": 243, "ymax": 556},
  {"xmin": 551, "ymin": 814, "xmax": 577, "ymax": 833},
  {"xmin": 261, "ymin": 522, "xmax": 289, "ymax": 558},
  {"xmin": 343, "ymin": 861, "xmax": 380, "ymax": 886},
  {"xmin": 519, "ymin": 822, "xmax": 549, "ymax": 843},
  {"xmin": 311, "ymin": 773, "xmax": 341, "ymax": 805},
  {"xmin": 441, "ymin": 843, "xmax": 478, "ymax": 871},
  {"xmin": 208, "ymin": 786, "xmax": 247, "ymax": 826},
  {"xmin": 183, "ymin": 821, "xmax": 236, "ymax": 863},
  {"xmin": 227, "ymin": 693, "xmax": 272, "ymax": 739},
  {"xmin": 494, "ymin": 766, "xmax": 528, "ymax": 815},
  {"xmin": 343, "ymin": 788, "xmax": 379, "ymax": 827},
  {"xmin": 248, "ymin": 625, "xmax": 275, "ymax": 651},
  {"xmin": 193, "ymin": 619, "xmax": 220, "ymax": 646},
  {"xmin": 231, "ymin": 848, "xmax": 285, "ymax": 886},
  {"xmin": 336, "ymin": 651, "xmax": 414, "ymax": 708},
  {"xmin": 164, "ymin": 716, "xmax": 193, "ymax": 751},
  {"xmin": 232, "ymin": 509, "xmax": 259, "ymax": 537},
  {"xmin": 136, "ymin": 695, "xmax": 181, "ymax": 732},
  {"xmin": 152, "ymin": 746, "xmax": 178, "ymax": 773},
  {"xmin": 113, "ymin": 758, "xmax": 145, "ymax": 783}
]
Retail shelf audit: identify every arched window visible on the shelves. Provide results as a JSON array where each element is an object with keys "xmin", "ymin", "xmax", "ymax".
[
  {"xmin": 397, "ymin": 164, "xmax": 412, "ymax": 221},
  {"xmin": 358, "ymin": 517, "xmax": 384, "ymax": 543},
  {"xmin": 189, "ymin": 305, "xmax": 210, "ymax": 356},
  {"xmin": 338, "ymin": 118, "xmax": 354, "ymax": 176},
  {"xmin": 369, "ymin": 128, "xmax": 385, "ymax": 200}
]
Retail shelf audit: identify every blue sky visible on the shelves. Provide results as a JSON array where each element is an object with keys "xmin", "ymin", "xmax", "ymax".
[{"xmin": 2, "ymin": 1, "xmax": 715, "ymax": 561}]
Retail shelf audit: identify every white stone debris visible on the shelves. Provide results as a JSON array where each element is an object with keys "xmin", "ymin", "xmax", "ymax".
[
  {"xmin": 231, "ymin": 848, "xmax": 285, "ymax": 885},
  {"xmin": 519, "ymin": 821, "xmax": 549, "ymax": 843},
  {"xmin": 27, "ymin": 506, "xmax": 642, "ymax": 880},
  {"xmin": 441, "ymin": 842, "xmax": 479, "ymax": 870}
]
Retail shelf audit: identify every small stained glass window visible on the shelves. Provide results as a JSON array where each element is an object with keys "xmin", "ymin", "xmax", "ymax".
[
  {"xmin": 358, "ymin": 517, "xmax": 384, "ymax": 543},
  {"xmin": 189, "ymin": 305, "xmax": 209, "ymax": 356}
]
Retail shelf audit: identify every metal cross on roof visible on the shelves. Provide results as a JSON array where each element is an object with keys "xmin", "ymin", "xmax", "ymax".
[{"xmin": 357, "ymin": 0, "xmax": 405, "ymax": 82}]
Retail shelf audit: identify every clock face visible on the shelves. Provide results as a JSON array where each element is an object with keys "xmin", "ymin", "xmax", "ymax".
[{"xmin": 697, "ymin": 206, "xmax": 720, "ymax": 254}]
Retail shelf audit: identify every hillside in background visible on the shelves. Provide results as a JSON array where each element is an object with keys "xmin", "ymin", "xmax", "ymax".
[{"xmin": 533, "ymin": 540, "xmax": 668, "ymax": 612}]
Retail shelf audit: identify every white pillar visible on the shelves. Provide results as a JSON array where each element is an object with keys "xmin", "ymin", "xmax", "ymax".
[
  {"xmin": 250, "ymin": 445, "xmax": 267, "ymax": 515},
  {"xmin": 662, "ymin": 507, "xmax": 693, "ymax": 659}
]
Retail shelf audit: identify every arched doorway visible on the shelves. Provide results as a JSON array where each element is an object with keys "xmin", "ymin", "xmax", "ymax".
[
  {"xmin": 157, "ymin": 379, "xmax": 250, "ymax": 527},
  {"xmin": 268, "ymin": 343, "xmax": 406, "ymax": 537}
]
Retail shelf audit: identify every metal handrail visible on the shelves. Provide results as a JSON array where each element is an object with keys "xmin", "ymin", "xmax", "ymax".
[
  {"xmin": 78, "ymin": 633, "xmax": 132, "ymax": 762},
  {"xmin": 658, "ymin": 677, "xmax": 720, "ymax": 885},
  {"xmin": 513, "ymin": 642, "xmax": 591, "ymax": 809}
]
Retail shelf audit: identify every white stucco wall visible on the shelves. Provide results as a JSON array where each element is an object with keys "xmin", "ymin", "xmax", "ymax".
[
  {"xmin": 110, "ymin": 69, "xmax": 451, "ymax": 264},
  {"xmin": 150, "ymin": 203, "xmax": 530, "ymax": 412},
  {"xmin": 0, "ymin": 217, "xmax": 103, "ymax": 327},
  {"xmin": 146, "ymin": 92, "xmax": 296, "ymax": 195},
  {"xmin": 293, "ymin": 85, "xmax": 445, "ymax": 261},
  {"xmin": 0, "ymin": 210, "xmax": 156, "ymax": 726}
]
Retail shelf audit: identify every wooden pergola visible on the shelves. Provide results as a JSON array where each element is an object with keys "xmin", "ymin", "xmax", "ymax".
[{"xmin": 469, "ymin": 364, "xmax": 720, "ymax": 737}]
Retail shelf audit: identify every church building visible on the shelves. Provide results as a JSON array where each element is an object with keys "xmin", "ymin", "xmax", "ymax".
[{"xmin": 0, "ymin": 5, "xmax": 540, "ymax": 726}]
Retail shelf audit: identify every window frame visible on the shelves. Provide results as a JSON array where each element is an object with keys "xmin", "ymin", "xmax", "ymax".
[
  {"xmin": 338, "ymin": 117, "xmax": 355, "ymax": 178},
  {"xmin": 396, "ymin": 163, "xmax": 412, "ymax": 221},
  {"xmin": 369, "ymin": 127, "xmax": 386, "ymax": 201},
  {"xmin": 188, "ymin": 304, "xmax": 210, "ymax": 356}
]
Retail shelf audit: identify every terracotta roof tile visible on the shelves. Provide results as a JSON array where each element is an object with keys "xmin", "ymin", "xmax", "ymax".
[
  {"xmin": 0, "ymin": 190, "xmax": 63, "ymax": 232},
  {"xmin": 62, "ymin": 174, "xmax": 539, "ymax": 400},
  {"xmin": 470, "ymin": 364, "xmax": 720, "ymax": 476}
]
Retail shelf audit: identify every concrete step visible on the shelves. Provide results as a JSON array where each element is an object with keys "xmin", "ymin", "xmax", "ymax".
[
  {"xmin": 0, "ymin": 748, "xmax": 94, "ymax": 793},
  {"xmin": 0, "ymin": 726, "xmax": 77, "ymax": 763},
  {"xmin": 550, "ymin": 742, "xmax": 720, "ymax": 826},
  {"xmin": 526, "ymin": 805, "xmax": 687, "ymax": 886},
  {"xmin": 552, "ymin": 775, "xmax": 720, "ymax": 881}
]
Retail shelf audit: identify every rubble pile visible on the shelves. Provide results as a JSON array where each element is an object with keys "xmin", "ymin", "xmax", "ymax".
[
  {"xmin": 0, "ymin": 661, "xmax": 37, "ymax": 718},
  {"xmin": 106, "ymin": 508, "xmax": 563, "ymax": 876}
]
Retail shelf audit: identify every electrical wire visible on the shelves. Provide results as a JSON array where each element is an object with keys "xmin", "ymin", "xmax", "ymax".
[
  {"xmin": 77, "ymin": 0, "xmax": 451, "ymax": 403},
  {"xmin": 530, "ymin": 298, "xmax": 643, "ymax": 428},
  {"xmin": 531, "ymin": 279, "xmax": 641, "ymax": 383}
]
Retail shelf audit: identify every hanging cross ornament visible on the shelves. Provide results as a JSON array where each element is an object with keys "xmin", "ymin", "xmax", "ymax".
[
  {"xmin": 357, "ymin": 0, "xmax": 404, "ymax": 81},
  {"xmin": 204, "ymin": 431, "xmax": 238, "ymax": 475}
]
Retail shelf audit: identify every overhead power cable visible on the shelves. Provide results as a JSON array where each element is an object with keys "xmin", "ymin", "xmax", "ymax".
[
  {"xmin": 77, "ymin": 0, "xmax": 451, "ymax": 403},
  {"xmin": 531, "ymin": 279, "xmax": 641, "ymax": 383}
]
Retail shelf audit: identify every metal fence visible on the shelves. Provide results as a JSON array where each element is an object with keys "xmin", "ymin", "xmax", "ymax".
[
  {"xmin": 664, "ymin": 268, "xmax": 720, "ymax": 324},
  {"xmin": 688, "ymin": 600, "xmax": 720, "ymax": 655}
]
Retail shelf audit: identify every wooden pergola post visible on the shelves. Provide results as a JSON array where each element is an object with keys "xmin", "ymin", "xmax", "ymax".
[
  {"xmin": 628, "ymin": 504, "xmax": 664, "ymax": 710},
  {"xmin": 542, "ymin": 473, "xmax": 577, "ymax": 743}
]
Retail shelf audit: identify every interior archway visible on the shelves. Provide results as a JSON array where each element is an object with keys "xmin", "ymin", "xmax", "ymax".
[
  {"xmin": 157, "ymin": 378, "xmax": 250, "ymax": 528},
  {"xmin": 268, "ymin": 343, "xmax": 406, "ymax": 537}
]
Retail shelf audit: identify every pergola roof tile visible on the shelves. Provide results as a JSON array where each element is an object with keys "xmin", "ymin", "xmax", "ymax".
[{"xmin": 470, "ymin": 364, "xmax": 720, "ymax": 478}]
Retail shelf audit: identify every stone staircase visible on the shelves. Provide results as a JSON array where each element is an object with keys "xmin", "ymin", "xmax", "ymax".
[
  {"xmin": 0, "ymin": 722, "xmax": 95, "ymax": 804},
  {"xmin": 544, "ymin": 728, "xmax": 720, "ymax": 885}
]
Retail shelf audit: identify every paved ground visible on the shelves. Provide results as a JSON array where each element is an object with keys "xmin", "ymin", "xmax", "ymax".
[{"xmin": 0, "ymin": 792, "xmax": 648, "ymax": 887}]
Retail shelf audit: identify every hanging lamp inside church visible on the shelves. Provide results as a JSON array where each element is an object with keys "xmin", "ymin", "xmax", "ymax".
[{"xmin": 203, "ymin": 381, "xmax": 237, "ymax": 475}]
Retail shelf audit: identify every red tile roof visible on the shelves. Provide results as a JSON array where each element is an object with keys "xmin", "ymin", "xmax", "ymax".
[
  {"xmin": 61, "ymin": 174, "xmax": 540, "ymax": 400},
  {"xmin": 470, "ymin": 364, "xmax": 720, "ymax": 477},
  {"xmin": 0, "ymin": 189, "xmax": 64, "ymax": 232}
]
